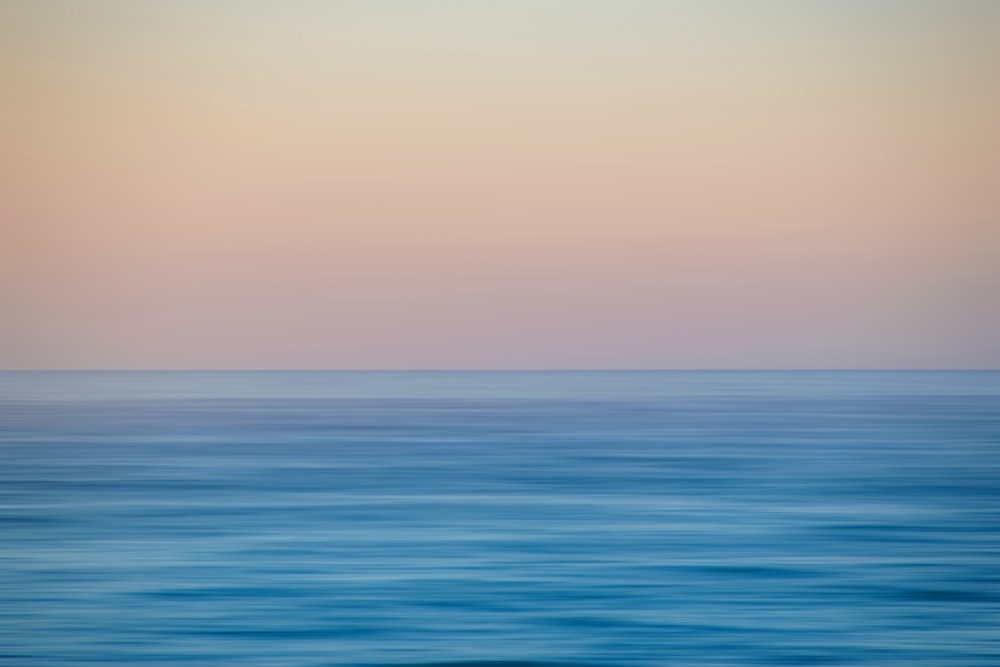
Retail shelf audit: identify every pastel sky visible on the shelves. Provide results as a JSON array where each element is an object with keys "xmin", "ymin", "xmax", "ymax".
[{"xmin": 4, "ymin": 0, "xmax": 998, "ymax": 369}]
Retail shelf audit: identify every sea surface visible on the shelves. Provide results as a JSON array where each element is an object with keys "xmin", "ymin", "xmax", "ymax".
[{"xmin": 1, "ymin": 371, "xmax": 999, "ymax": 667}]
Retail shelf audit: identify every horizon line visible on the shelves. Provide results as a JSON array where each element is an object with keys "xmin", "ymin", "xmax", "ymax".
[{"xmin": 2, "ymin": 369, "xmax": 999, "ymax": 373}]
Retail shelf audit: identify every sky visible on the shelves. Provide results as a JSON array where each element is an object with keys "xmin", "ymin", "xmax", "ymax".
[{"xmin": 3, "ymin": 0, "xmax": 998, "ymax": 369}]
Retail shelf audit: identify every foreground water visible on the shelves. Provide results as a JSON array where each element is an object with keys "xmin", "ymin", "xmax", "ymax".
[{"xmin": 2, "ymin": 371, "xmax": 999, "ymax": 667}]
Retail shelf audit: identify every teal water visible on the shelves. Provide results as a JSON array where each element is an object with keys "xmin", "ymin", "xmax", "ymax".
[{"xmin": 2, "ymin": 371, "xmax": 999, "ymax": 666}]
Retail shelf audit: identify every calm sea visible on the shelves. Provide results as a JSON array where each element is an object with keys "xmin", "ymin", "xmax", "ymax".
[{"xmin": 2, "ymin": 371, "xmax": 999, "ymax": 667}]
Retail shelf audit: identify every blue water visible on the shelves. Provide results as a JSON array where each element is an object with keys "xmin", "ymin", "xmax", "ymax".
[{"xmin": 2, "ymin": 371, "xmax": 999, "ymax": 667}]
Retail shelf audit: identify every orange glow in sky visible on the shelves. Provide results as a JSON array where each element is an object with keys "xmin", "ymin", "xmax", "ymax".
[{"xmin": 4, "ymin": 1, "xmax": 997, "ymax": 368}]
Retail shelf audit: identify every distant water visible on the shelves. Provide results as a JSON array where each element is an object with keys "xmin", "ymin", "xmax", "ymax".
[{"xmin": 2, "ymin": 371, "xmax": 999, "ymax": 667}]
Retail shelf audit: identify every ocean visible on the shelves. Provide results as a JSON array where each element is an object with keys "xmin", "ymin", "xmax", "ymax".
[{"xmin": 1, "ymin": 371, "xmax": 998, "ymax": 667}]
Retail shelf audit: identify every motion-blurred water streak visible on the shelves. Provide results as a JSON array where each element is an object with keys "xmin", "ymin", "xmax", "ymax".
[{"xmin": 2, "ymin": 371, "xmax": 999, "ymax": 666}]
